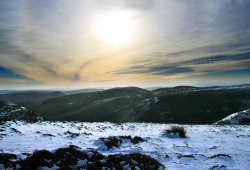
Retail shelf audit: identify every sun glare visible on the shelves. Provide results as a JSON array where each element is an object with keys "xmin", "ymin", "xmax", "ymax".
[{"xmin": 96, "ymin": 12, "xmax": 134, "ymax": 45}]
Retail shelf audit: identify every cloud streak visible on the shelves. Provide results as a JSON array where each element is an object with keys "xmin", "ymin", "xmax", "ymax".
[{"xmin": 112, "ymin": 52, "xmax": 250, "ymax": 76}]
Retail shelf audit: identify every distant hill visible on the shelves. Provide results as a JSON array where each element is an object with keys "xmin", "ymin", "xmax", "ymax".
[
  {"xmin": 21, "ymin": 85, "xmax": 250, "ymax": 124},
  {"xmin": 0, "ymin": 89, "xmax": 104, "ymax": 103},
  {"xmin": 214, "ymin": 109, "xmax": 250, "ymax": 125},
  {"xmin": 63, "ymin": 88, "xmax": 104, "ymax": 95},
  {"xmin": 152, "ymin": 86, "xmax": 199, "ymax": 95},
  {"xmin": 0, "ymin": 91, "xmax": 65, "ymax": 103},
  {"xmin": 25, "ymin": 87, "xmax": 153, "ymax": 122}
]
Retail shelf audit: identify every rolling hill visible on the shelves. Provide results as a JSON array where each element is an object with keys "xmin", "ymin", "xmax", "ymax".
[
  {"xmin": 24, "ymin": 87, "xmax": 152, "ymax": 122},
  {"xmin": 0, "ymin": 91, "xmax": 65, "ymax": 103},
  {"xmin": 19, "ymin": 85, "xmax": 250, "ymax": 124}
]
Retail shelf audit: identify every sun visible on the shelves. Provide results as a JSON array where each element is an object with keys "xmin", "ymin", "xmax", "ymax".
[{"xmin": 96, "ymin": 12, "xmax": 134, "ymax": 45}]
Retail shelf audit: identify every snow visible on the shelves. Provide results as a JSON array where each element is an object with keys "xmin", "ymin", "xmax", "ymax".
[
  {"xmin": 214, "ymin": 109, "xmax": 250, "ymax": 124},
  {"xmin": 165, "ymin": 132, "xmax": 181, "ymax": 138},
  {"xmin": 0, "ymin": 121, "xmax": 250, "ymax": 170},
  {"xmin": 38, "ymin": 165, "xmax": 59, "ymax": 170},
  {"xmin": 100, "ymin": 159, "xmax": 107, "ymax": 164},
  {"xmin": 76, "ymin": 159, "xmax": 87, "ymax": 167}
]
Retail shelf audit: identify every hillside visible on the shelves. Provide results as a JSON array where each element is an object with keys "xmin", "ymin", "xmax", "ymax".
[
  {"xmin": 63, "ymin": 88, "xmax": 104, "ymax": 95},
  {"xmin": 24, "ymin": 87, "xmax": 153, "ymax": 122},
  {"xmin": 144, "ymin": 89, "xmax": 250, "ymax": 124},
  {"xmin": 0, "ymin": 91, "xmax": 65, "ymax": 103},
  {"xmin": 21, "ymin": 86, "xmax": 250, "ymax": 124},
  {"xmin": 0, "ymin": 100, "xmax": 41, "ymax": 122},
  {"xmin": 214, "ymin": 109, "xmax": 250, "ymax": 125}
]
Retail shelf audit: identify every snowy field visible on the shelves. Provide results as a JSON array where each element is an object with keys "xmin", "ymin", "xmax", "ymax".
[{"xmin": 0, "ymin": 121, "xmax": 250, "ymax": 170}]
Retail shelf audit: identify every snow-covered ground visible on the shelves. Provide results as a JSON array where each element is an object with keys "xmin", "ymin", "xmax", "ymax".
[
  {"xmin": 0, "ymin": 121, "xmax": 250, "ymax": 170},
  {"xmin": 214, "ymin": 109, "xmax": 250, "ymax": 125}
]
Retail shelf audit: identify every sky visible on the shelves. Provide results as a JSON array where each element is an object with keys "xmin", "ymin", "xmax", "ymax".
[{"xmin": 0, "ymin": 0, "xmax": 250, "ymax": 90}]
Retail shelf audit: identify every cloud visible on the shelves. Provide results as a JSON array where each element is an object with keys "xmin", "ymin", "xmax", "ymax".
[
  {"xmin": 134, "ymin": 33, "xmax": 250, "ymax": 66},
  {"xmin": 79, "ymin": 58, "xmax": 99, "ymax": 70},
  {"xmin": 125, "ymin": 0, "xmax": 154, "ymax": 10},
  {"xmin": 73, "ymin": 73, "xmax": 81, "ymax": 82},
  {"xmin": 1, "ymin": 0, "xmax": 250, "ymax": 88},
  {"xmin": 0, "ymin": 1, "xmax": 58, "ymax": 79},
  {"xmin": 149, "ymin": 66, "xmax": 194, "ymax": 75},
  {"xmin": 180, "ymin": 52, "xmax": 250, "ymax": 65},
  {"xmin": 112, "ymin": 52, "xmax": 250, "ymax": 76},
  {"xmin": 112, "ymin": 65, "xmax": 194, "ymax": 75}
]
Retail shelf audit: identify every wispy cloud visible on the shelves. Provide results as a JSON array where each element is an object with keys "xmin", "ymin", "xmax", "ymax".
[
  {"xmin": 112, "ymin": 66, "xmax": 194, "ymax": 75},
  {"xmin": 0, "ymin": 0, "xmax": 250, "ymax": 88},
  {"xmin": 180, "ymin": 52, "xmax": 250, "ymax": 66},
  {"xmin": 112, "ymin": 52, "xmax": 250, "ymax": 76}
]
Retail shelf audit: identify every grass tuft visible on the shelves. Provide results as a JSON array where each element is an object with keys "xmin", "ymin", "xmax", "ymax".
[{"xmin": 162, "ymin": 125, "xmax": 187, "ymax": 138}]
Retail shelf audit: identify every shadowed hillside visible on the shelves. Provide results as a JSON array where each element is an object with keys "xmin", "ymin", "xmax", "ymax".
[
  {"xmin": 0, "ymin": 91, "xmax": 65, "ymax": 103},
  {"xmin": 24, "ymin": 87, "xmax": 153, "ymax": 122},
  {"xmin": 19, "ymin": 86, "xmax": 250, "ymax": 124},
  {"xmin": 143, "ymin": 89, "xmax": 250, "ymax": 123}
]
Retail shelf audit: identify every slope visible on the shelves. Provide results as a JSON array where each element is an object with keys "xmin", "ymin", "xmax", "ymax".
[
  {"xmin": 0, "ymin": 91, "xmax": 65, "ymax": 103},
  {"xmin": 22, "ymin": 86, "xmax": 250, "ymax": 124},
  {"xmin": 214, "ymin": 109, "xmax": 250, "ymax": 125},
  {"xmin": 25, "ymin": 87, "xmax": 153, "ymax": 122}
]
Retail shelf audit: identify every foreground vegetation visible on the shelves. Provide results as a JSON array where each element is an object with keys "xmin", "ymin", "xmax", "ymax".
[
  {"xmin": 0, "ymin": 121, "xmax": 248, "ymax": 169},
  {"xmin": 162, "ymin": 125, "xmax": 187, "ymax": 138},
  {"xmin": 0, "ymin": 145, "xmax": 164, "ymax": 170}
]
